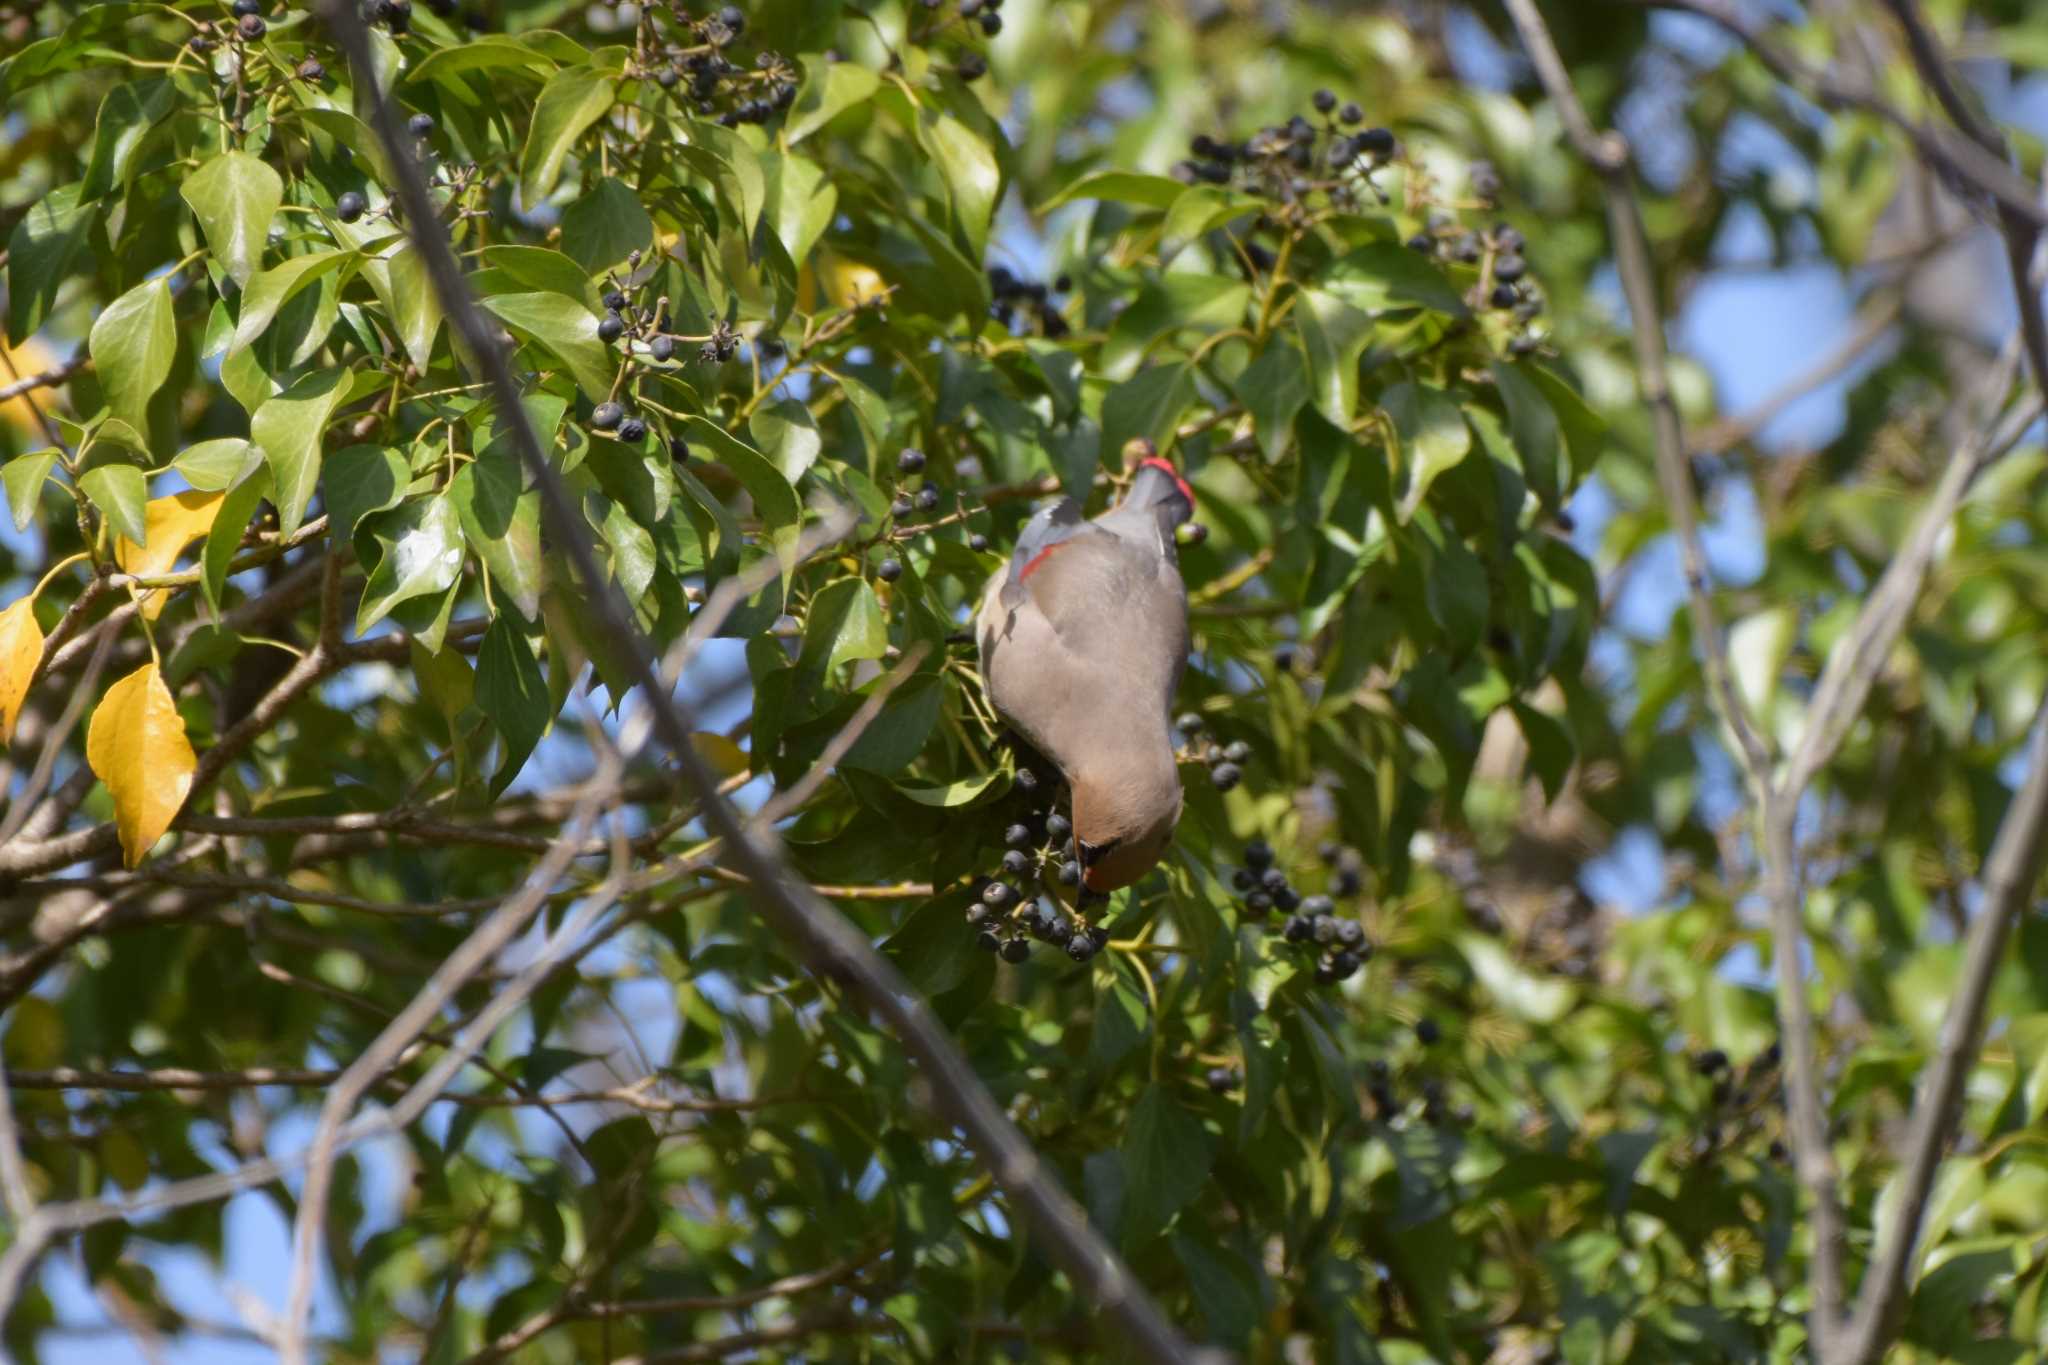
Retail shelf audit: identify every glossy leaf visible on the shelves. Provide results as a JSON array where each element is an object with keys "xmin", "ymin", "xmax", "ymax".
[
  {"xmin": 518, "ymin": 64, "xmax": 616, "ymax": 207},
  {"xmin": 89, "ymin": 277, "xmax": 175, "ymax": 433},
  {"xmin": 180, "ymin": 151, "xmax": 283, "ymax": 288},
  {"xmin": 250, "ymin": 366, "xmax": 349, "ymax": 537},
  {"xmin": 79, "ymin": 464, "xmax": 148, "ymax": 547},
  {"xmin": 356, "ymin": 494, "xmax": 465, "ymax": 635},
  {"xmin": 85, "ymin": 662, "xmax": 197, "ymax": 867}
]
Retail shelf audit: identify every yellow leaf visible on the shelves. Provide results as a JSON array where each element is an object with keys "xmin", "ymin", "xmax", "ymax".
[
  {"xmin": 0, "ymin": 596, "xmax": 42, "ymax": 745},
  {"xmin": 115, "ymin": 487, "xmax": 225, "ymax": 620},
  {"xmin": 85, "ymin": 662, "xmax": 197, "ymax": 867},
  {"xmin": 1, "ymin": 336, "xmax": 57, "ymax": 437},
  {"xmin": 817, "ymin": 253, "xmax": 886, "ymax": 309}
]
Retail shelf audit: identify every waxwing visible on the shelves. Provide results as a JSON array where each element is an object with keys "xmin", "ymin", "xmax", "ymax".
[{"xmin": 977, "ymin": 447, "xmax": 1195, "ymax": 892}]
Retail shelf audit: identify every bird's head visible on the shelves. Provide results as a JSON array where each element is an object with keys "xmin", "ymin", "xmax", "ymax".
[{"xmin": 1071, "ymin": 762, "xmax": 1184, "ymax": 892}]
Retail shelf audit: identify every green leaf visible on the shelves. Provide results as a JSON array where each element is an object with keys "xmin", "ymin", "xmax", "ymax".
[
  {"xmin": 1295, "ymin": 288, "xmax": 1374, "ymax": 430},
  {"xmin": 173, "ymin": 438, "xmax": 262, "ymax": 492},
  {"xmin": 762, "ymin": 153, "xmax": 837, "ymax": 266},
  {"xmin": 919, "ymin": 109, "xmax": 1002, "ymax": 256},
  {"xmin": 2, "ymin": 449, "xmax": 60, "ymax": 533},
  {"xmin": 748, "ymin": 399, "xmax": 822, "ymax": 484},
  {"xmin": 202, "ymin": 469, "xmax": 270, "ymax": 615},
  {"xmin": 798, "ymin": 577, "xmax": 886, "ymax": 678},
  {"xmin": 80, "ymin": 79, "xmax": 173, "ymax": 201},
  {"xmin": 785, "ymin": 59, "xmax": 880, "ymax": 143},
  {"xmin": 1510, "ymin": 701, "xmax": 1575, "ymax": 803},
  {"xmin": 80, "ymin": 464, "xmax": 147, "ymax": 546},
  {"xmin": 1038, "ymin": 170, "xmax": 1188, "ymax": 212},
  {"xmin": 355, "ymin": 494, "xmax": 464, "ymax": 634},
  {"xmin": 1320, "ymin": 244, "xmax": 1468, "ymax": 316},
  {"xmin": 477, "ymin": 617, "xmax": 550, "ymax": 795},
  {"xmin": 179, "ymin": 150, "xmax": 283, "ymax": 288},
  {"xmin": 677, "ymin": 416, "xmax": 804, "ymax": 584},
  {"xmin": 518, "ymin": 64, "xmax": 616, "ymax": 208},
  {"xmin": 1100, "ymin": 363, "xmax": 1195, "ymax": 465},
  {"xmin": 231, "ymin": 250, "xmax": 352, "ymax": 355},
  {"xmin": 1461, "ymin": 933, "xmax": 1576, "ymax": 1024},
  {"xmin": 1232, "ymin": 342, "xmax": 1309, "ymax": 462},
  {"xmin": 322, "ymin": 444, "xmax": 409, "ymax": 548},
  {"xmin": 1492, "ymin": 362, "xmax": 1562, "ymax": 508},
  {"xmin": 406, "ymin": 35, "xmax": 557, "ymax": 95},
  {"xmin": 1383, "ymin": 381, "xmax": 1472, "ymax": 521},
  {"xmin": 7, "ymin": 184, "xmax": 95, "ymax": 345},
  {"xmin": 88, "ymin": 277, "xmax": 176, "ymax": 433},
  {"xmin": 451, "ymin": 456, "xmax": 543, "ymax": 620},
  {"xmin": 480, "ymin": 292, "xmax": 613, "ymax": 399},
  {"xmin": 385, "ymin": 245, "xmax": 443, "ymax": 372},
  {"xmin": 560, "ymin": 177, "xmax": 653, "ymax": 278},
  {"xmin": 1120, "ymin": 1084, "xmax": 1216, "ymax": 1246},
  {"xmin": 250, "ymin": 366, "xmax": 349, "ymax": 538}
]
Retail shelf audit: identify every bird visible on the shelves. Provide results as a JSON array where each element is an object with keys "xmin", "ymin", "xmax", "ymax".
[{"xmin": 977, "ymin": 442, "xmax": 1195, "ymax": 893}]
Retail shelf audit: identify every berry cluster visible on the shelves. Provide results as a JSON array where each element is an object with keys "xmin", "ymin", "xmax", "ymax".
[
  {"xmin": 1224, "ymin": 835, "xmax": 1373, "ymax": 988},
  {"xmin": 1686, "ymin": 1041, "xmax": 1789, "ymax": 1165},
  {"xmin": 1175, "ymin": 91, "xmax": 1397, "ymax": 212},
  {"xmin": 1175, "ymin": 712, "xmax": 1247, "ymax": 793},
  {"xmin": 886, "ymin": 446, "xmax": 949, "ymax": 527},
  {"xmin": 1407, "ymin": 217, "xmax": 1546, "ymax": 353},
  {"xmin": 914, "ymin": 0, "xmax": 1005, "ymax": 79},
  {"xmin": 985, "ymin": 266, "xmax": 1071, "ymax": 339},
  {"xmin": 639, "ymin": 6, "xmax": 802, "ymax": 128},
  {"xmin": 960, "ymin": 755, "xmax": 1111, "ymax": 965}
]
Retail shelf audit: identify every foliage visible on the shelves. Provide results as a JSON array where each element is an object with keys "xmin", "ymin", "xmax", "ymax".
[{"xmin": 2, "ymin": 1, "xmax": 2047, "ymax": 1362}]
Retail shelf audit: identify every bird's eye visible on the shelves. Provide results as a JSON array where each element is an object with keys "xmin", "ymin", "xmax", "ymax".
[{"xmin": 1077, "ymin": 835, "xmax": 1123, "ymax": 865}]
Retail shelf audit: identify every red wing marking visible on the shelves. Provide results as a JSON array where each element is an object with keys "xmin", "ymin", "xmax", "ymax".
[{"xmin": 1018, "ymin": 538, "xmax": 1074, "ymax": 581}]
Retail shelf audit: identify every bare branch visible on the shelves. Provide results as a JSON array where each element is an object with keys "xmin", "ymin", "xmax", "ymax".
[
  {"xmin": 313, "ymin": 5, "xmax": 1221, "ymax": 1362},
  {"xmin": 1833, "ymin": 699, "xmax": 2048, "ymax": 1363}
]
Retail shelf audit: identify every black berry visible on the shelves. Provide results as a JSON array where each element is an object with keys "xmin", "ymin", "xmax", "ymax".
[
  {"xmin": 957, "ymin": 54, "xmax": 987, "ymax": 80},
  {"xmin": 976, "ymin": 929, "xmax": 1002, "ymax": 953},
  {"xmin": 598, "ymin": 311, "xmax": 626, "ymax": 342},
  {"xmin": 1282, "ymin": 915, "xmax": 1313, "ymax": 943},
  {"xmin": 1210, "ymin": 762, "xmax": 1241, "ymax": 792},
  {"xmin": 1340, "ymin": 102, "xmax": 1363, "ymax": 125},
  {"xmin": 1694, "ymin": 1049, "xmax": 1730, "ymax": 1076},
  {"xmin": 983, "ymin": 882, "xmax": 1014, "ymax": 908},
  {"xmin": 670, "ymin": 436, "xmax": 690, "ymax": 463},
  {"xmin": 1490, "ymin": 283, "xmax": 1520, "ymax": 310},
  {"xmin": 1176, "ymin": 712, "xmax": 1204, "ymax": 735},
  {"xmin": 1206, "ymin": 1067, "xmax": 1238, "ymax": 1093},
  {"xmin": 1004, "ymin": 823, "xmax": 1032, "ymax": 848},
  {"xmin": 1057, "ymin": 860, "xmax": 1081, "ymax": 886},
  {"xmin": 590, "ymin": 402, "xmax": 624, "ymax": 431},
  {"xmin": 1359, "ymin": 127, "xmax": 1396, "ymax": 158},
  {"xmin": 335, "ymin": 191, "xmax": 367, "ymax": 223},
  {"xmin": 964, "ymin": 902, "xmax": 989, "ymax": 925},
  {"xmin": 980, "ymin": 10, "xmax": 1001, "ymax": 34},
  {"xmin": 616, "ymin": 419, "xmax": 647, "ymax": 443},
  {"xmin": 897, "ymin": 447, "xmax": 926, "ymax": 473},
  {"xmin": 651, "ymin": 335, "xmax": 675, "ymax": 361},
  {"xmin": 408, "ymin": 112, "xmax": 435, "ymax": 138},
  {"xmin": 1046, "ymin": 813, "xmax": 1070, "ymax": 841},
  {"xmin": 1494, "ymin": 254, "xmax": 1526, "ymax": 283},
  {"xmin": 999, "ymin": 938, "xmax": 1029, "ymax": 964},
  {"xmin": 1243, "ymin": 838, "xmax": 1272, "ymax": 870},
  {"xmin": 877, "ymin": 557, "xmax": 902, "ymax": 583},
  {"xmin": 1223, "ymin": 740, "xmax": 1252, "ymax": 764},
  {"xmin": 237, "ymin": 12, "xmax": 267, "ymax": 38},
  {"xmin": 1065, "ymin": 935, "xmax": 1095, "ymax": 962},
  {"xmin": 1416, "ymin": 1019, "xmax": 1441, "ymax": 1046},
  {"xmin": 915, "ymin": 486, "xmax": 940, "ymax": 512},
  {"xmin": 297, "ymin": 57, "xmax": 325, "ymax": 80},
  {"xmin": 1001, "ymin": 849, "xmax": 1032, "ymax": 877},
  {"xmin": 968, "ymin": 533, "xmax": 989, "ymax": 552}
]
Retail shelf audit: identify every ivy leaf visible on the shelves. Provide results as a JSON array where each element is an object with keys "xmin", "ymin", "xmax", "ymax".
[
  {"xmin": 1294, "ymin": 287, "xmax": 1374, "ymax": 430},
  {"xmin": 677, "ymin": 416, "xmax": 804, "ymax": 585},
  {"xmin": 80, "ymin": 79, "xmax": 173, "ymax": 200},
  {"xmin": 202, "ymin": 470, "xmax": 270, "ymax": 616},
  {"xmin": 480, "ymin": 292, "xmax": 612, "ymax": 399},
  {"xmin": 2, "ymin": 449, "xmax": 60, "ymax": 532},
  {"xmin": 85, "ymin": 662, "xmax": 197, "ymax": 868},
  {"xmin": 0, "ymin": 597, "xmax": 44, "ymax": 744},
  {"xmin": 1320, "ymin": 243, "xmax": 1468, "ymax": 317},
  {"xmin": 1120, "ymin": 1084, "xmax": 1216, "ymax": 1247},
  {"xmin": 231, "ymin": 250, "xmax": 352, "ymax": 355},
  {"xmin": 1383, "ymin": 380, "xmax": 1472, "ymax": 521},
  {"xmin": 749, "ymin": 399, "xmax": 822, "ymax": 484},
  {"xmin": 355, "ymin": 495, "xmax": 465, "ymax": 635},
  {"xmin": 1100, "ymin": 363, "xmax": 1195, "ymax": 464},
  {"xmin": 89, "ymin": 277, "xmax": 176, "ymax": 433},
  {"xmin": 179, "ymin": 150, "xmax": 283, "ymax": 288},
  {"xmin": 560, "ymin": 177, "xmax": 652, "ymax": 278},
  {"xmin": 918, "ymin": 109, "xmax": 1002, "ymax": 256},
  {"xmin": 322, "ymin": 444, "xmax": 409, "ymax": 548},
  {"xmin": 451, "ymin": 455, "xmax": 543, "ymax": 620},
  {"xmin": 7, "ymin": 184, "xmax": 95, "ymax": 345},
  {"xmin": 1038, "ymin": 170, "xmax": 1189, "ymax": 212},
  {"xmin": 386, "ymin": 245, "xmax": 443, "ymax": 372},
  {"xmin": 786, "ymin": 60, "xmax": 880, "ymax": 143},
  {"xmin": 1232, "ymin": 343, "xmax": 1309, "ymax": 462},
  {"xmin": 79, "ymin": 464, "xmax": 148, "ymax": 547},
  {"xmin": 114, "ymin": 488, "xmax": 225, "ymax": 621},
  {"xmin": 518, "ymin": 64, "xmax": 616, "ymax": 208},
  {"xmin": 172, "ymin": 438, "xmax": 263, "ymax": 492},
  {"xmin": 250, "ymin": 366, "xmax": 349, "ymax": 537},
  {"xmin": 477, "ymin": 617, "xmax": 549, "ymax": 795},
  {"xmin": 1492, "ymin": 362, "xmax": 1562, "ymax": 509}
]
